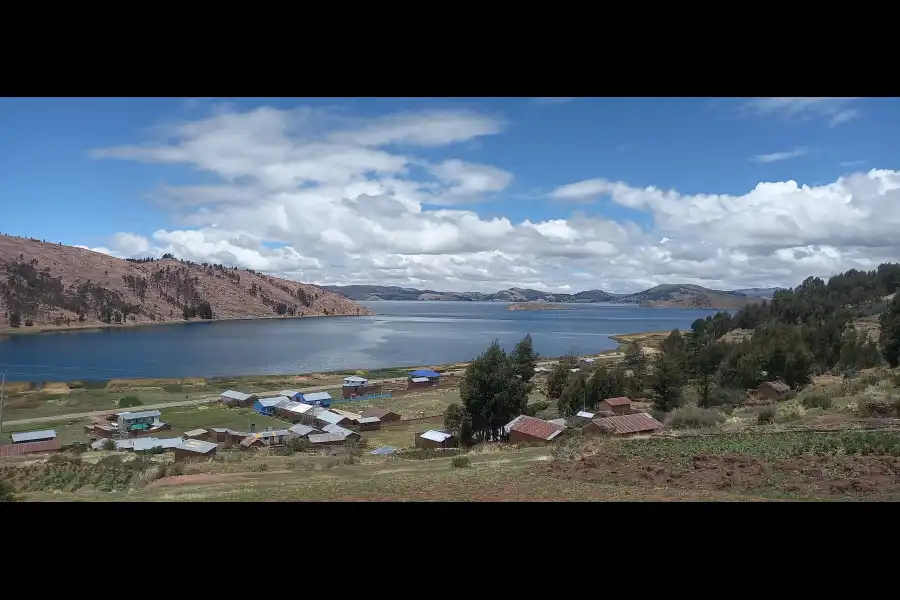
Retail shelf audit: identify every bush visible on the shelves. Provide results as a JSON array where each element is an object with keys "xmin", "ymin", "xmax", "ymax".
[
  {"xmin": 707, "ymin": 387, "xmax": 746, "ymax": 408},
  {"xmin": 860, "ymin": 397, "xmax": 894, "ymax": 416},
  {"xmin": 248, "ymin": 462, "xmax": 269, "ymax": 472},
  {"xmin": 119, "ymin": 396, "xmax": 143, "ymax": 408},
  {"xmin": 665, "ymin": 406, "xmax": 726, "ymax": 430},
  {"xmin": 801, "ymin": 393, "xmax": 833, "ymax": 410},
  {"xmin": 101, "ymin": 439, "xmax": 117, "ymax": 451},
  {"xmin": 523, "ymin": 401, "xmax": 550, "ymax": 416},
  {"xmin": 450, "ymin": 456, "xmax": 471, "ymax": 468},
  {"xmin": 757, "ymin": 406, "xmax": 775, "ymax": 424},
  {"xmin": 162, "ymin": 384, "xmax": 184, "ymax": 393},
  {"xmin": 396, "ymin": 448, "xmax": 464, "ymax": 460},
  {"xmin": 0, "ymin": 478, "xmax": 18, "ymax": 502}
]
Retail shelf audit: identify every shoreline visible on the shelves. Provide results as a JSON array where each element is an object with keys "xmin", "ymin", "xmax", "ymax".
[
  {"xmin": 0, "ymin": 330, "xmax": 671, "ymax": 389},
  {"xmin": 0, "ymin": 311, "xmax": 372, "ymax": 337}
]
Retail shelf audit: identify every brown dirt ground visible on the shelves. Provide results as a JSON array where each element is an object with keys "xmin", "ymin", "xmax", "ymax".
[{"xmin": 538, "ymin": 452, "xmax": 900, "ymax": 500}]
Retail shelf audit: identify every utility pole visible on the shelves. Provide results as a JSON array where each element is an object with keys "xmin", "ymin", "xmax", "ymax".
[{"xmin": 0, "ymin": 370, "xmax": 6, "ymax": 443}]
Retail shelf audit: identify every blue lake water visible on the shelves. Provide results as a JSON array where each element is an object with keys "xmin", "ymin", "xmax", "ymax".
[{"xmin": 0, "ymin": 301, "xmax": 722, "ymax": 382}]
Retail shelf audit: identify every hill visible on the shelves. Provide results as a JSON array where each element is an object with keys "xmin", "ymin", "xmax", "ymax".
[
  {"xmin": 732, "ymin": 287, "xmax": 779, "ymax": 298},
  {"xmin": 323, "ymin": 284, "xmax": 620, "ymax": 304},
  {"xmin": 619, "ymin": 284, "xmax": 759, "ymax": 309},
  {"xmin": 0, "ymin": 235, "xmax": 371, "ymax": 331}
]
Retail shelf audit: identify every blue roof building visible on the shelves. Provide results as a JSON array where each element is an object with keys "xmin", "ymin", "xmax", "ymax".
[
  {"xmin": 301, "ymin": 391, "xmax": 333, "ymax": 407},
  {"xmin": 253, "ymin": 396, "xmax": 288, "ymax": 416},
  {"xmin": 409, "ymin": 369, "xmax": 441, "ymax": 379}
]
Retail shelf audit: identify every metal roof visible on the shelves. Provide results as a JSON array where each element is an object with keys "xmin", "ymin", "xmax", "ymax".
[
  {"xmin": 409, "ymin": 369, "xmax": 441, "ymax": 378},
  {"xmin": 120, "ymin": 410, "xmax": 161, "ymax": 420},
  {"xmin": 288, "ymin": 424, "xmax": 319, "ymax": 436},
  {"xmin": 505, "ymin": 415, "xmax": 564, "ymax": 441},
  {"xmin": 593, "ymin": 413, "xmax": 664, "ymax": 435},
  {"xmin": 132, "ymin": 437, "xmax": 184, "ymax": 452},
  {"xmin": 0, "ymin": 439, "xmax": 61, "ymax": 457},
  {"xmin": 322, "ymin": 424, "xmax": 355, "ymax": 437},
  {"xmin": 257, "ymin": 397, "xmax": 288, "ymax": 408},
  {"xmin": 253, "ymin": 429, "xmax": 290, "ymax": 438},
  {"xmin": 316, "ymin": 411, "xmax": 345, "ymax": 425},
  {"xmin": 10, "ymin": 429, "xmax": 58, "ymax": 443},
  {"xmin": 580, "ymin": 357, "xmax": 595, "ymax": 363},
  {"xmin": 284, "ymin": 402, "xmax": 315, "ymax": 414},
  {"xmin": 241, "ymin": 436, "xmax": 263, "ymax": 447},
  {"xmin": 343, "ymin": 376, "xmax": 368, "ymax": 383},
  {"xmin": 280, "ymin": 389, "xmax": 304, "ymax": 397},
  {"xmin": 762, "ymin": 381, "xmax": 790, "ymax": 393},
  {"xmin": 357, "ymin": 417, "xmax": 381, "ymax": 424},
  {"xmin": 221, "ymin": 390, "xmax": 254, "ymax": 401},
  {"xmin": 410, "ymin": 377, "xmax": 430, "ymax": 383},
  {"xmin": 331, "ymin": 408, "xmax": 362, "ymax": 420},
  {"xmin": 302, "ymin": 391, "xmax": 333, "ymax": 402},
  {"xmin": 420, "ymin": 430, "xmax": 453, "ymax": 442},
  {"xmin": 184, "ymin": 429, "xmax": 208, "ymax": 437},
  {"xmin": 113, "ymin": 439, "xmax": 135, "ymax": 450},
  {"xmin": 602, "ymin": 396, "xmax": 632, "ymax": 407},
  {"xmin": 361, "ymin": 407, "xmax": 397, "ymax": 418},
  {"xmin": 175, "ymin": 439, "xmax": 218, "ymax": 454},
  {"xmin": 308, "ymin": 433, "xmax": 347, "ymax": 444},
  {"xmin": 210, "ymin": 427, "xmax": 230, "ymax": 433},
  {"xmin": 576, "ymin": 411, "xmax": 595, "ymax": 419},
  {"xmin": 370, "ymin": 446, "xmax": 397, "ymax": 455}
]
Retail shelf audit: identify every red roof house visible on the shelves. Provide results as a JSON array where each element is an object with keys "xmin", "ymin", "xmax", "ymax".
[{"xmin": 504, "ymin": 415, "xmax": 565, "ymax": 444}]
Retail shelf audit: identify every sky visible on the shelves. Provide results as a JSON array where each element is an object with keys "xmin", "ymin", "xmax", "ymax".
[{"xmin": 0, "ymin": 96, "xmax": 897, "ymax": 294}]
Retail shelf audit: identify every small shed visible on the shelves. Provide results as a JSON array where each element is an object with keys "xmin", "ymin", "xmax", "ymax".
[
  {"xmin": 131, "ymin": 437, "xmax": 184, "ymax": 453},
  {"xmin": 331, "ymin": 408, "xmax": 362, "ymax": 421},
  {"xmin": 504, "ymin": 415, "xmax": 564, "ymax": 444},
  {"xmin": 598, "ymin": 396, "xmax": 632, "ymax": 415},
  {"xmin": 409, "ymin": 369, "xmax": 441, "ymax": 381},
  {"xmin": 220, "ymin": 390, "xmax": 258, "ymax": 406},
  {"xmin": 301, "ymin": 391, "xmax": 333, "ymax": 407},
  {"xmin": 585, "ymin": 413, "xmax": 664, "ymax": 437},
  {"xmin": 10, "ymin": 429, "xmax": 58, "ymax": 444},
  {"xmin": 575, "ymin": 411, "xmax": 595, "ymax": 420},
  {"xmin": 415, "ymin": 430, "xmax": 457, "ymax": 450},
  {"xmin": 253, "ymin": 396, "xmax": 288, "ymax": 416},
  {"xmin": 209, "ymin": 428, "xmax": 230, "ymax": 443},
  {"xmin": 548, "ymin": 418, "xmax": 568, "ymax": 429},
  {"xmin": 361, "ymin": 407, "xmax": 401, "ymax": 422},
  {"xmin": 174, "ymin": 439, "xmax": 219, "ymax": 462},
  {"xmin": 277, "ymin": 401, "xmax": 315, "ymax": 421},
  {"xmin": 308, "ymin": 433, "xmax": 348, "ymax": 446},
  {"xmin": 288, "ymin": 423, "xmax": 320, "ymax": 438},
  {"xmin": 240, "ymin": 436, "xmax": 265, "ymax": 450},
  {"xmin": 315, "ymin": 410, "xmax": 353, "ymax": 429},
  {"xmin": 321, "ymin": 424, "xmax": 361, "ymax": 442},
  {"xmin": 184, "ymin": 428, "xmax": 209, "ymax": 440},
  {"xmin": 757, "ymin": 381, "xmax": 790, "ymax": 400},
  {"xmin": 356, "ymin": 416, "xmax": 382, "ymax": 431}
]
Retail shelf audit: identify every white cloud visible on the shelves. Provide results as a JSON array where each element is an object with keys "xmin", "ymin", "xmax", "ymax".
[
  {"xmin": 750, "ymin": 147, "xmax": 810, "ymax": 163},
  {"xmin": 739, "ymin": 97, "xmax": 862, "ymax": 127},
  {"xmin": 88, "ymin": 104, "xmax": 899, "ymax": 294}
]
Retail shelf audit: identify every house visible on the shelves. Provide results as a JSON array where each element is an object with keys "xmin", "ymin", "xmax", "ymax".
[
  {"xmin": 370, "ymin": 446, "xmax": 397, "ymax": 455},
  {"xmin": 321, "ymin": 424, "xmax": 361, "ymax": 442},
  {"xmin": 308, "ymin": 433, "xmax": 348, "ymax": 446},
  {"xmin": 220, "ymin": 390, "xmax": 258, "ymax": 406},
  {"xmin": 276, "ymin": 401, "xmax": 315, "ymax": 421},
  {"xmin": 240, "ymin": 436, "xmax": 265, "ymax": 450},
  {"xmin": 280, "ymin": 390, "xmax": 305, "ymax": 401},
  {"xmin": 132, "ymin": 437, "xmax": 184, "ymax": 452},
  {"xmin": 0, "ymin": 439, "xmax": 61, "ymax": 458},
  {"xmin": 253, "ymin": 396, "xmax": 289, "ymax": 416},
  {"xmin": 356, "ymin": 416, "xmax": 382, "ymax": 431},
  {"xmin": 598, "ymin": 396, "xmax": 632, "ymax": 415},
  {"xmin": 757, "ymin": 381, "xmax": 791, "ymax": 400},
  {"xmin": 184, "ymin": 428, "xmax": 209, "ymax": 440},
  {"xmin": 408, "ymin": 369, "xmax": 441, "ymax": 388},
  {"xmin": 342, "ymin": 376, "xmax": 380, "ymax": 398},
  {"xmin": 301, "ymin": 391, "xmax": 332, "ymax": 407},
  {"xmin": 361, "ymin": 407, "xmax": 401, "ymax": 422},
  {"xmin": 209, "ymin": 428, "xmax": 231, "ymax": 443},
  {"xmin": 415, "ymin": 430, "xmax": 457, "ymax": 450},
  {"xmin": 504, "ymin": 415, "xmax": 564, "ymax": 444},
  {"xmin": 10, "ymin": 429, "xmax": 58, "ymax": 444},
  {"xmin": 174, "ymin": 439, "xmax": 219, "ymax": 462},
  {"xmin": 315, "ymin": 410, "xmax": 354, "ymax": 429},
  {"xmin": 247, "ymin": 429, "xmax": 290, "ymax": 446},
  {"xmin": 288, "ymin": 423, "xmax": 321, "ymax": 438},
  {"xmin": 117, "ymin": 410, "xmax": 161, "ymax": 433},
  {"xmin": 584, "ymin": 413, "xmax": 664, "ymax": 437},
  {"xmin": 331, "ymin": 408, "xmax": 363, "ymax": 422}
]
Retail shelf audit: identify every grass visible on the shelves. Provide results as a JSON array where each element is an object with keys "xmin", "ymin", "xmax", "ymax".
[
  {"xmin": 1, "ymin": 419, "xmax": 89, "ymax": 446},
  {"xmin": 361, "ymin": 417, "xmax": 445, "ymax": 449},
  {"xmin": 158, "ymin": 405, "xmax": 290, "ymax": 437}
]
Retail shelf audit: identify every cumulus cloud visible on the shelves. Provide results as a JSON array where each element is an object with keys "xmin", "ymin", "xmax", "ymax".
[
  {"xmin": 87, "ymin": 104, "xmax": 898, "ymax": 294},
  {"xmin": 739, "ymin": 97, "xmax": 862, "ymax": 127}
]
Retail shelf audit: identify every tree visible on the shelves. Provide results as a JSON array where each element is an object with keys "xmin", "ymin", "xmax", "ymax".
[
  {"xmin": 649, "ymin": 354, "xmax": 684, "ymax": 412},
  {"xmin": 544, "ymin": 358, "xmax": 573, "ymax": 403},
  {"xmin": 510, "ymin": 334, "xmax": 539, "ymax": 385},
  {"xmin": 459, "ymin": 339, "xmax": 530, "ymax": 442},
  {"xmin": 691, "ymin": 342, "xmax": 728, "ymax": 407},
  {"xmin": 880, "ymin": 296, "xmax": 900, "ymax": 368},
  {"xmin": 624, "ymin": 342, "xmax": 648, "ymax": 393},
  {"xmin": 558, "ymin": 372, "xmax": 588, "ymax": 417},
  {"xmin": 443, "ymin": 403, "xmax": 474, "ymax": 446},
  {"xmin": 8, "ymin": 312, "xmax": 20, "ymax": 328}
]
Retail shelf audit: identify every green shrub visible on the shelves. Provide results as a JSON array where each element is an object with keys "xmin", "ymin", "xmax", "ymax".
[
  {"xmin": 119, "ymin": 396, "xmax": 143, "ymax": 408},
  {"xmin": 161, "ymin": 384, "xmax": 184, "ymax": 393},
  {"xmin": 523, "ymin": 400, "xmax": 551, "ymax": 416},
  {"xmin": 396, "ymin": 448, "xmax": 464, "ymax": 460},
  {"xmin": 0, "ymin": 478, "xmax": 18, "ymax": 502},
  {"xmin": 801, "ymin": 393, "xmax": 833, "ymax": 410},
  {"xmin": 248, "ymin": 462, "xmax": 269, "ymax": 472},
  {"xmin": 861, "ymin": 397, "xmax": 894, "ymax": 416},
  {"xmin": 757, "ymin": 406, "xmax": 775, "ymax": 424},
  {"xmin": 706, "ymin": 387, "xmax": 745, "ymax": 408},
  {"xmin": 665, "ymin": 406, "xmax": 726, "ymax": 429},
  {"xmin": 450, "ymin": 456, "xmax": 471, "ymax": 468},
  {"xmin": 100, "ymin": 438, "xmax": 116, "ymax": 451},
  {"xmin": 861, "ymin": 374, "xmax": 881, "ymax": 388}
]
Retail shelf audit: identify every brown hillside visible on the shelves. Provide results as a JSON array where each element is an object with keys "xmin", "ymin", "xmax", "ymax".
[{"xmin": 0, "ymin": 234, "xmax": 372, "ymax": 330}]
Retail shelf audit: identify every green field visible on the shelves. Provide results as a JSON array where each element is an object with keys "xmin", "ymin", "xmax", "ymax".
[{"xmin": 159, "ymin": 405, "xmax": 291, "ymax": 437}]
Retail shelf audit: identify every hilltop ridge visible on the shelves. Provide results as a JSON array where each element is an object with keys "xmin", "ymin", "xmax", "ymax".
[{"xmin": 0, "ymin": 235, "xmax": 371, "ymax": 331}]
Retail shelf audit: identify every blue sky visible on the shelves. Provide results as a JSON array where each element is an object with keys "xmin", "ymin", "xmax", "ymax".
[{"xmin": 0, "ymin": 97, "xmax": 896, "ymax": 293}]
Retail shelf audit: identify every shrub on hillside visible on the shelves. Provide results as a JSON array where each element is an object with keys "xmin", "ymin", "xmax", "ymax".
[
  {"xmin": 450, "ymin": 456, "xmax": 471, "ymax": 468},
  {"xmin": 0, "ymin": 478, "xmax": 18, "ymax": 502},
  {"xmin": 801, "ymin": 393, "xmax": 833, "ymax": 410},
  {"xmin": 860, "ymin": 397, "xmax": 894, "ymax": 416},
  {"xmin": 707, "ymin": 387, "xmax": 746, "ymax": 407},
  {"xmin": 665, "ymin": 406, "xmax": 726, "ymax": 429},
  {"xmin": 757, "ymin": 406, "xmax": 775, "ymax": 424},
  {"xmin": 523, "ymin": 401, "xmax": 550, "ymax": 417},
  {"xmin": 101, "ymin": 439, "xmax": 116, "ymax": 451},
  {"xmin": 119, "ymin": 396, "xmax": 143, "ymax": 408},
  {"xmin": 162, "ymin": 384, "xmax": 184, "ymax": 393}
]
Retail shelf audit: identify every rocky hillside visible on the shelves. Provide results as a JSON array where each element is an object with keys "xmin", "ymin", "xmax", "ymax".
[
  {"xmin": 618, "ymin": 284, "xmax": 759, "ymax": 309},
  {"xmin": 0, "ymin": 235, "xmax": 371, "ymax": 330}
]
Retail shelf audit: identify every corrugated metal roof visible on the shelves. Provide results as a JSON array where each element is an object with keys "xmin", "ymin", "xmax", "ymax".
[
  {"xmin": 280, "ymin": 389, "xmax": 304, "ymax": 397},
  {"xmin": 284, "ymin": 402, "xmax": 315, "ymax": 414},
  {"xmin": 288, "ymin": 424, "xmax": 318, "ymax": 436},
  {"xmin": 10, "ymin": 429, "xmax": 58, "ymax": 443},
  {"xmin": 410, "ymin": 369, "xmax": 441, "ymax": 378},
  {"xmin": 120, "ymin": 410, "xmax": 161, "ymax": 420},
  {"xmin": 114, "ymin": 439, "xmax": 135, "ymax": 450},
  {"xmin": 593, "ymin": 413, "xmax": 664, "ymax": 435},
  {"xmin": 602, "ymin": 396, "xmax": 632, "ymax": 407},
  {"xmin": 175, "ymin": 439, "xmax": 218, "ymax": 453},
  {"xmin": 343, "ymin": 376, "xmax": 368, "ymax": 383},
  {"xmin": 316, "ymin": 411, "xmax": 345, "ymax": 425},
  {"xmin": 258, "ymin": 397, "xmax": 288, "ymax": 408},
  {"xmin": 576, "ymin": 411, "xmax": 595, "ymax": 419},
  {"xmin": 357, "ymin": 417, "xmax": 381, "ymax": 424},
  {"xmin": 132, "ymin": 437, "xmax": 184, "ymax": 452},
  {"xmin": 184, "ymin": 428, "xmax": 208, "ymax": 437},
  {"xmin": 308, "ymin": 433, "xmax": 346, "ymax": 444},
  {"xmin": 331, "ymin": 408, "xmax": 362, "ymax": 420},
  {"xmin": 221, "ymin": 390, "xmax": 253, "ymax": 401},
  {"xmin": 0, "ymin": 439, "xmax": 61, "ymax": 457},
  {"xmin": 370, "ymin": 446, "xmax": 397, "ymax": 455},
  {"xmin": 210, "ymin": 428, "xmax": 230, "ymax": 433},
  {"xmin": 253, "ymin": 429, "xmax": 290, "ymax": 438},
  {"xmin": 506, "ymin": 415, "xmax": 564, "ymax": 441},
  {"xmin": 321, "ymin": 424, "xmax": 355, "ymax": 438},
  {"xmin": 420, "ymin": 430, "xmax": 453, "ymax": 442},
  {"xmin": 241, "ymin": 436, "xmax": 263, "ymax": 447},
  {"xmin": 762, "ymin": 381, "xmax": 790, "ymax": 393},
  {"xmin": 302, "ymin": 391, "xmax": 333, "ymax": 402},
  {"xmin": 361, "ymin": 407, "xmax": 396, "ymax": 419},
  {"xmin": 410, "ymin": 377, "xmax": 430, "ymax": 383}
]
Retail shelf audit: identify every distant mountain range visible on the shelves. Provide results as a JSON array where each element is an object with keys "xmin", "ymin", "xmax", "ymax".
[{"xmin": 323, "ymin": 283, "xmax": 777, "ymax": 310}]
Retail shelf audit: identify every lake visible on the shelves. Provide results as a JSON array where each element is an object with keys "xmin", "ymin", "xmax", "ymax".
[{"xmin": 0, "ymin": 302, "xmax": 723, "ymax": 382}]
